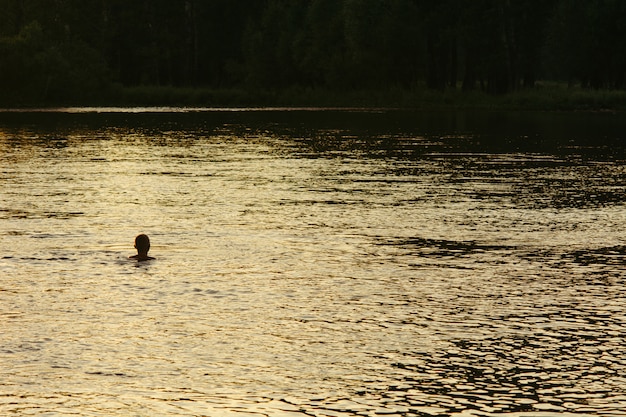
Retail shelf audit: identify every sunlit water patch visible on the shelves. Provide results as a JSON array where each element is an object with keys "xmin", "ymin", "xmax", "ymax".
[{"xmin": 1, "ymin": 109, "xmax": 626, "ymax": 416}]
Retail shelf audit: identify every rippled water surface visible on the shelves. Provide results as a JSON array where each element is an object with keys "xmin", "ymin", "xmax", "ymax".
[{"xmin": 1, "ymin": 108, "xmax": 626, "ymax": 416}]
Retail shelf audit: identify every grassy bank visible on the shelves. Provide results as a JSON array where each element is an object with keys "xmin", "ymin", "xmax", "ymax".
[
  {"xmin": 96, "ymin": 82, "xmax": 626, "ymax": 111},
  {"xmin": 6, "ymin": 83, "xmax": 626, "ymax": 111}
]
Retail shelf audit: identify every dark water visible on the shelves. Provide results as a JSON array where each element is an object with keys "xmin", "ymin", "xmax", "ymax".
[{"xmin": 1, "ymin": 108, "xmax": 625, "ymax": 416}]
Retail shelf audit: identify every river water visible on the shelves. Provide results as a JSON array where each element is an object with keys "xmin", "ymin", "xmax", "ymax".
[{"xmin": 1, "ymin": 108, "xmax": 625, "ymax": 416}]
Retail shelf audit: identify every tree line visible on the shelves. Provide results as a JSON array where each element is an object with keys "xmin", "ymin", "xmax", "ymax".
[{"xmin": 1, "ymin": 0, "xmax": 625, "ymax": 105}]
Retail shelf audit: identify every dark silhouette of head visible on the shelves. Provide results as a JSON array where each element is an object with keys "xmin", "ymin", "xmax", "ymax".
[
  {"xmin": 130, "ymin": 234, "xmax": 155, "ymax": 261},
  {"xmin": 134, "ymin": 234, "xmax": 151, "ymax": 255}
]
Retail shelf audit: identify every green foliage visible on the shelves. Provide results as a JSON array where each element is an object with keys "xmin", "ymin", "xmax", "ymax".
[
  {"xmin": 1, "ymin": 0, "xmax": 626, "ymax": 107},
  {"xmin": 0, "ymin": 22, "xmax": 45, "ymax": 104},
  {"xmin": 0, "ymin": 4, "xmax": 108, "ymax": 105},
  {"xmin": 546, "ymin": 0, "xmax": 626, "ymax": 89}
]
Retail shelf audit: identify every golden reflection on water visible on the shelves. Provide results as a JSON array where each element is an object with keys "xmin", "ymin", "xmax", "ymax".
[{"xmin": 1, "ymin": 109, "xmax": 626, "ymax": 416}]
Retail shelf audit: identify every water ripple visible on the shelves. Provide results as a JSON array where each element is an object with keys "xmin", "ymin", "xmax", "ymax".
[{"xmin": 1, "ymin": 109, "xmax": 626, "ymax": 415}]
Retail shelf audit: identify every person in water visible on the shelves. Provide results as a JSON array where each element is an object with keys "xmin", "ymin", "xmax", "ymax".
[{"xmin": 129, "ymin": 234, "xmax": 155, "ymax": 261}]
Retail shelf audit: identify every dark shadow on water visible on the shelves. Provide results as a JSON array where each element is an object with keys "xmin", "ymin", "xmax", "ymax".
[
  {"xmin": 377, "ymin": 237, "xmax": 517, "ymax": 258},
  {"xmin": 2, "ymin": 108, "xmax": 626, "ymax": 151},
  {"xmin": 568, "ymin": 245, "xmax": 626, "ymax": 266}
]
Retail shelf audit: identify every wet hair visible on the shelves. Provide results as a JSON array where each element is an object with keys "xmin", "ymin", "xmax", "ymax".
[{"xmin": 134, "ymin": 234, "xmax": 151, "ymax": 253}]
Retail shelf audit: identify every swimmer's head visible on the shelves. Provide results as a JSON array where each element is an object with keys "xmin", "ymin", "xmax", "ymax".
[{"xmin": 134, "ymin": 234, "xmax": 151, "ymax": 254}]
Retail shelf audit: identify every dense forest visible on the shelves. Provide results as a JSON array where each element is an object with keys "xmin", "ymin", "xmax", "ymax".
[{"xmin": 1, "ymin": 0, "xmax": 626, "ymax": 106}]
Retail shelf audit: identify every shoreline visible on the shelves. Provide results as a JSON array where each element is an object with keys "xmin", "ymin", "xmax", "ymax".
[{"xmin": 2, "ymin": 83, "xmax": 626, "ymax": 112}]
